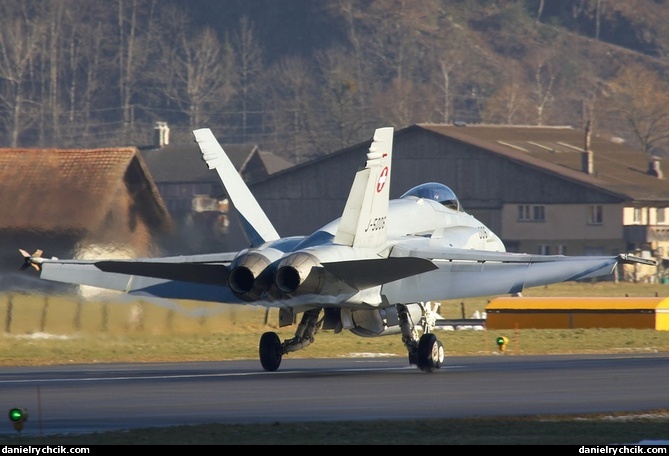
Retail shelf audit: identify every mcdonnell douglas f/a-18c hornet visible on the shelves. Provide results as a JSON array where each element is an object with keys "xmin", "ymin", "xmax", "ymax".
[{"xmin": 20, "ymin": 127, "xmax": 656, "ymax": 372}]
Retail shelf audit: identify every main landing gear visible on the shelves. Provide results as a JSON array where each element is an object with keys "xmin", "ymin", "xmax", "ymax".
[
  {"xmin": 259, "ymin": 308, "xmax": 321, "ymax": 372},
  {"xmin": 398, "ymin": 302, "xmax": 445, "ymax": 372},
  {"xmin": 258, "ymin": 302, "xmax": 445, "ymax": 373}
]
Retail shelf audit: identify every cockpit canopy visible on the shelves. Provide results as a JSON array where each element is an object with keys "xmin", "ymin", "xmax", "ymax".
[{"xmin": 400, "ymin": 182, "xmax": 462, "ymax": 211}]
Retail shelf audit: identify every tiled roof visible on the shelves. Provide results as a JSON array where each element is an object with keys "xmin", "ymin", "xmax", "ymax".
[
  {"xmin": 0, "ymin": 147, "xmax": 165, "ymax": 230},
  {"xmin": 418, "ymin": 124, "xmax": 669, "ymax": 204}
]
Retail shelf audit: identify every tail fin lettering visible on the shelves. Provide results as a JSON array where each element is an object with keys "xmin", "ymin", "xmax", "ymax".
[{"xmin": 334, "ymin": 127, "xmax": 393, "ymax": 248}]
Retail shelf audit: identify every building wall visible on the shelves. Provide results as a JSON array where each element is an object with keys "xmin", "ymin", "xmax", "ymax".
[
  {"xmin": 622, "ymin": 206, "xmax": 669, "ymax": 259},
  {"xmin": 500, "ymin": 203, "xmax": 625, "ymax": 255},
  {"xmin": 623, "ymin": 206, "xmax": 669, "ymax": 225},
  {"xmin": 502, "ymin": 203, "xmax": 623, "ymax": 239}
]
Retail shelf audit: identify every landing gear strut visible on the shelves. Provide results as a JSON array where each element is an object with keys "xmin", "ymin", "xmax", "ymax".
[
  {"xmin": 258, "ymin": 308, "xmax": 322, "ymax": 372},
  {"xmin": 398, "ymin": 302, "xmax": 445, "ymax": 372}
]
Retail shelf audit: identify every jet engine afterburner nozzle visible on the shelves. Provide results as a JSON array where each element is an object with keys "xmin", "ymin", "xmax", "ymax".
[
  {"xmin": 228, "ymin": 266, "xmax": 255, "ymax": 294},
  {"xmin": 274, "ymin": 252, "xmax": 324, "ymax": 295},
  {"xmin": 228, "ymin": 252, "xmax": 276, "ymax": 301}
]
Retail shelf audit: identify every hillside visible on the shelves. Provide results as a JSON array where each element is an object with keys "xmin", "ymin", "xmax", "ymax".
[{"xmin": 1, "ymin": 0, "xmax": 669, "ymax": 158}]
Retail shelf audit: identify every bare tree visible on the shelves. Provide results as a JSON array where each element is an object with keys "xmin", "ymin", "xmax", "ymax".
[
  {"xmin": 595, "ymin": 0, "xmax": 603, "ymax": 40},
  {"xmin": 535, "ymin": 0, "xmax": 545, "ymax": 24},
  {"xmin": 44, "ymin": 1, "xmax": 65, "ymax": 144},
  {"xmin": 69, "ymin": 6, "xmax": 114, "ymax": 146},
  {"xmin": 605, "ymin": 65, "xmax": 669, "ymax": 156},
  {"xmin": 363, "ymin": 0, "xmax": 442, "ymax": 125},
  {"xmin": 438, "ymin": 60, "xmax": 452, "ymax": 124},
  {"xmin": 315, "ymin": 47, "xmax": 370, "ymax": 149},
  {"xmin": 0, "ymin": 1, "xmax": 45, "ymax": 147},
  {"xmin": 232, "ymin": 16, "xmax": 265, "ymax": 142},
  {"xmin": 482, "ymin": 66, "xmax": 534, "ymax": 125},
  {"xmin": 261, "ymin": 55, "xmax": 321, "ymax": 162},
  {"xmin": 430, "ymin": 22, "xmax": 478, "ymax": 125},
  {"xmin": 172, "ymin": 28, "xmax": 235, "ymax": 130},
  {"xmin": 328, "ymin": 0, "xmax": 442, "ymax": 127},
  {"xmin": 327, "ymin": 0, "xmax": 367, "ymax": 98},
  {"xmin": 527, "ymin": 52, "xmax": 558, "ymax": 126},
  {"xmin": 116, "ymin": 0, "xmax": 159, "ymax": 143}
]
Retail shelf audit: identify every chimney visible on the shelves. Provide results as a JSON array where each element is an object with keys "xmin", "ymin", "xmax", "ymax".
[
  {"xmin": 648, "ymin": 156, "xmax": 664, "ymax": 179},
  {"xmin": 153, "ymin": 121, "xmax": 170, "ymax": 147},
  {"xmin": 581, "ymin": 120, "xmax": 594, "ymax": 175}
]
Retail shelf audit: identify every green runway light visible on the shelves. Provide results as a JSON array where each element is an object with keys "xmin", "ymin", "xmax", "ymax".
[
  {"xmin": 496, "ymin": 336, "xmax": 509, "ymax": 352},
  {"xmin": 8, "ymin": 407, "xmax": 28, "ymax": 431}
]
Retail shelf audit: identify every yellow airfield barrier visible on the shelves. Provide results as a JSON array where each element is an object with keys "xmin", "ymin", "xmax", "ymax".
[{"xmin": 486, "ymin": 296, "xmax": 669, "ymax": 330}]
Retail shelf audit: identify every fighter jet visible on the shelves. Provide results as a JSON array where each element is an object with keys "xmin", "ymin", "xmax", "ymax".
[{"xmin": 20, "ymin": 127, "xmax": 656, "ymax": 372}]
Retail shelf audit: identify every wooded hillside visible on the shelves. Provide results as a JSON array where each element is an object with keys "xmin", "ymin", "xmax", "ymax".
[{"xmin": 2, "ymin": 0, "xmax": 669, "ymax": 161}]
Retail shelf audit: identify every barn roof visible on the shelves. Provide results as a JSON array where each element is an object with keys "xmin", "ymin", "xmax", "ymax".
[
  {"xmin": 416, "ymin": 124, "xmax": 669, "ymax": 205},
  {"xmin": 0, "ymin": 147, "xmax": 171, "ymax": 232}
]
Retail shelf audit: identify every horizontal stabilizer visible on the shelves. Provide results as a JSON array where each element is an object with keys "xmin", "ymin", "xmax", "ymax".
[
  {"xmin": 95, "ymin": 261, "xmax": 229, "ymax": 286},
  {"xmin": 322, "ymin": 257, "xmax": 437, "ymax": 290}
]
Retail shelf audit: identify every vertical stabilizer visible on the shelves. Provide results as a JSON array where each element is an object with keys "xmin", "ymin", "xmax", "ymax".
[
  {"xmin": 334, "ymin": 127, "xmax": 393, "ymax": 248},
  {"xmin": 193, "ymin": 128, "xmax": 280, "ymax": 246}
]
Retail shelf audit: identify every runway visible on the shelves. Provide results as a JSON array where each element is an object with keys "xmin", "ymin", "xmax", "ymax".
[{"xmin": 1, "ymin": 353, "xmax": 668, "ymax": 437}]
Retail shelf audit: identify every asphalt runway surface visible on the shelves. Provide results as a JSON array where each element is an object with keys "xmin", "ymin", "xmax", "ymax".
[{"xmin": 1, "ymin": 353, "xmax": 668, "ymax": 437}]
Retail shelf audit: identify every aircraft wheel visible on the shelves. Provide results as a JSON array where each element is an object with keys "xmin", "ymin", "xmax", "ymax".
[
  {"xmin": 408, "ymin": 350, "xmax": 418, "ymax": 366},
  {"xmin": 416, "ymin": 333, "xmax": 444, "ymax": 372},
  {"xmin": 433, "ymin": 339, "xmax": 445, "ymax": 368},
  {"xmin": 259, "ymin": 331, "xmax": 282, "ymax": 372}
]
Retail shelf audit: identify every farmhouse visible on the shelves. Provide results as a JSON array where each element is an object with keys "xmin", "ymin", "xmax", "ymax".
[{"xmin": 0, "ymin": 147, "xmax": 172, "ymax": 291}]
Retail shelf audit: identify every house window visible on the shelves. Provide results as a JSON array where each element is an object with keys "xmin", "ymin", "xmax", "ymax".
[
  {"xmin": 518, "ymin": 205, "xmax": 529, "ymax": 221},
  {"xmin": 538, "ymin": 244, "xmax": 550, "ymax": 255},
  {"xmin": 633, "ymin": 207, "xmax": 642, "ymax": 224},
  {"xmin": 657, "ymin": 208, "xmax": 666, "ymax": 224},
  {"xmin": 587, "ymin": 205, "xmax": 603, "ymax": 225},
  {"xmin": 555, "ymin": 245, "xmax": 567, "ymax": 255},
  {"xmin": 518, "ymin": 204, "xmax": 545, "ymax": 222},
  {"xmin": 533, "ymin": 205, "xmax": 545, "ymax": 221}
]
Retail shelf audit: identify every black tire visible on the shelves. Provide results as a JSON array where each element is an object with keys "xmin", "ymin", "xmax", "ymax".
[
  {"xmin": 408, "ymin": 349, "xmax": 418, "ymax": 366},
  {"xmin": 259, "ymin": 331, "xmax": 282, "ymax": 372},
  {"xmin": 416, "ymin": 333, "xmax": 444, "ymax": 372}
]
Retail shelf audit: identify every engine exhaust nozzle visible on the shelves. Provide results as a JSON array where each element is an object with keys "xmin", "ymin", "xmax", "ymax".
[{"xmin": 274, "ymin": 252, "xmax": 324, "ymax": 295}]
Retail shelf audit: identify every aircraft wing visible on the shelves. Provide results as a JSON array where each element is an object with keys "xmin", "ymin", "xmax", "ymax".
[
  {"xmin": 21, "ymin": 251, "xmax": 242, "ymax": 302},
  {"xmin": 389, "ymin": 244, "xmax": 657, "ymax": 266},
  {"xmin": 319, "ymin": 247, "xmax": 655, "ymax": 296},
  {"xmin": 377, "ymin": 246, "xmax": 657, "ymax": 302}
]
